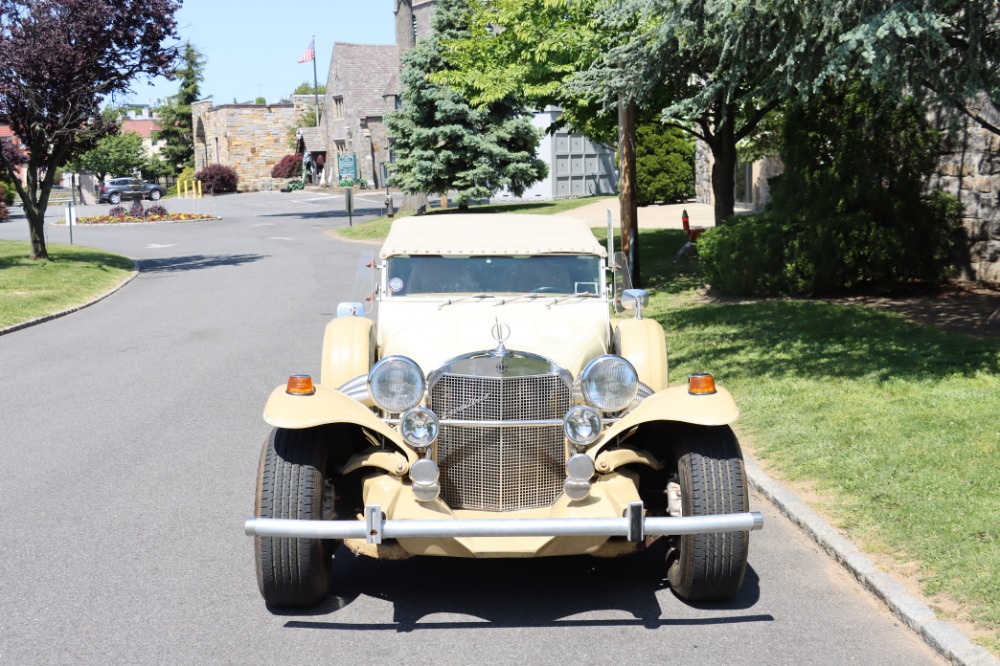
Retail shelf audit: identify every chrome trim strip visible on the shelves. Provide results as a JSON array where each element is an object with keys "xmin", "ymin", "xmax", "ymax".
[{"xmin": 383, "ymin": 417, "xmax": 622, "ymax": 427}]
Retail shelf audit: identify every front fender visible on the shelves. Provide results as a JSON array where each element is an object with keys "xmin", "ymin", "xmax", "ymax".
[
  {"xmin": 262, "ymin": 384, "xmax": 418, "ymax": 463},
  {"xmin": 593, "ymin": 384, "xmax": 739, "ymax": 456}
]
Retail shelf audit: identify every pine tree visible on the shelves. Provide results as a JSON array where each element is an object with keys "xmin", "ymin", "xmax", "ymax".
[
  {"xmin": 154, "ymin": 42, "xmax": 205, "ymax": 174},
  {"xmin": 385, "ymin": 0, "xmax": 546, "ymax": 208}
]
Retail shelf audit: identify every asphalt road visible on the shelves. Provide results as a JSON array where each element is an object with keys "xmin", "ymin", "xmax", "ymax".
[{"xmin": 0, "ymin": 193, "xmax": 943, "ymax": 665}]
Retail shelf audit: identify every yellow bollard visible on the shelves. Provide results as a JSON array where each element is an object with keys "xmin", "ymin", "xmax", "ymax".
[{"xmin": 196, "ymin": 181, "xmax": 203, "ymax": 198}]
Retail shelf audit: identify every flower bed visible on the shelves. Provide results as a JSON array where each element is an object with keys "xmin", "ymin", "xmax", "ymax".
[{"xmin": 70, "ymin": 212, "xmax": 218, "ymax": 224}]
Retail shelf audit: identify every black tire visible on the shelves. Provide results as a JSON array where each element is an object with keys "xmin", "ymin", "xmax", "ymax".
[
  {"xmin": 254, "ymin": 427, "xmax": 334, "ymax": 608},
  {"xmin": 149, "ymin": 189, "xmax": 162, "ymax": 201},
  {"xmin": 108, "ymin": 192, "xmax": 121, "ymax": 205},
  {"xmin": 666, "ymin": 424, "xmax": 750, "ymax": 601}
]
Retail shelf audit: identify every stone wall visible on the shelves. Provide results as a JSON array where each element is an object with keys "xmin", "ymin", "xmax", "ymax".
[
  {"xmin": 929, "ymin": 102, "xmax": 1000, "ymax": 283},
  {"xmin": 192, "ymin": 96, "xmax": 313, "ymax": 191}
]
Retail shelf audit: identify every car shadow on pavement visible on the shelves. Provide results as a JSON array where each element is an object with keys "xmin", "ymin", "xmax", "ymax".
[
  {"xmin": 258, "ymin": 207, "xmax": 384, "ymax": 221},
  {"xmin": 278, "ymin": 541, "xmax": 770, "ymax": 631},
  {"xmin": 138, "ymin": 254, "xmax": 267, "ymax": 273}
]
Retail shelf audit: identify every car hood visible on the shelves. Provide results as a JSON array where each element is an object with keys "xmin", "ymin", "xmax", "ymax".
[{"xmin": 376, "ymin": 299, "xmax": 610, "ymax": 378}]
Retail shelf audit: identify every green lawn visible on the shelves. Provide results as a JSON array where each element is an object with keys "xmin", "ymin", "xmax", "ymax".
[
  {"xmin": 0, "ymin": 241, "xmax": 134, "ymax": 328},
  {"xmin": 632, "ymin": 228, "xmax": 999, "ymax": 652}
]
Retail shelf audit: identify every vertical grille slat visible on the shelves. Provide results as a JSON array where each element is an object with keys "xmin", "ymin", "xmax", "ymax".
[{"xmin": 431, "ymin": 373, "xmax": 570, "ymax": 511}]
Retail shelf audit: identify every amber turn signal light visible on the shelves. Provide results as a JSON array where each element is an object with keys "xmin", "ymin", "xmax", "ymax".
[
  {"xmin": 688, "ymin": 373, "xmax": 717, "ymax": 395},
  {"xmin": 286, "ymin": 374, "xmax": 316, "ymax": 396}
]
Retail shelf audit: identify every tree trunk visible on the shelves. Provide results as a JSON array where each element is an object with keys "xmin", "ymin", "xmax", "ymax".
[
  {"xmin": 28, "ymin": 210, "xmax": 47, "ymax": 260},
  {"xmin": 709, "ymin": 115, "xmax": 737, "ymax": 226},
  {"xmin": 618, "ymin": 96, "xmax": 640, "ymax": 288}
]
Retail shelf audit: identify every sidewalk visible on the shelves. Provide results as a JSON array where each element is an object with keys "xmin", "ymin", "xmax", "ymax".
[{"xmin": 557, "ymin": 198, "xmax": 717, "ymax": 230}]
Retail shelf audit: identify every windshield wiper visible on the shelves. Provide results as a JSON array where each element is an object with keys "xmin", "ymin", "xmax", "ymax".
[
  {"xmin": 437, "ymin": 293, "xmax": 493, "ymax": 309},
  {"xmin": 546, "ymin": 293, "xmax": 600, "ymax": 309}
]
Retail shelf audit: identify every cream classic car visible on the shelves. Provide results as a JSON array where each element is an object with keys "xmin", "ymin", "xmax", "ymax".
[{"xmin": 245, "ymin": 214, "xmax": 762, "ymax": 608}]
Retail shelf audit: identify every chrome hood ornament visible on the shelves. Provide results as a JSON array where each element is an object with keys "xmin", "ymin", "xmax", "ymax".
[{"xmin": 489, "ymin": 319, "xmax": 511, "ymax": 358}]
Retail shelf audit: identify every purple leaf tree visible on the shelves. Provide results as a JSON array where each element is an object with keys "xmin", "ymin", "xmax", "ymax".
[{"xmin": 0, "ymin": 0, "xmax": 181, "ymax": 259}]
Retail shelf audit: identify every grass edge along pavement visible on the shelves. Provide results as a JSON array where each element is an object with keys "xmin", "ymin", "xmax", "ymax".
[
  {"xmin": 0, "ymin": 241, "xmax": 136, "ymax": 333},
  {"xmin": 341, "ymin": 208, "xmax": 998, "ymax": 661}
]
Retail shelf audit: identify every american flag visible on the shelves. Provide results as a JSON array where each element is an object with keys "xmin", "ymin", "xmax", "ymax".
[{"xmin": 297, "ymin": 40, "xmax": 315, "ymax": 63}]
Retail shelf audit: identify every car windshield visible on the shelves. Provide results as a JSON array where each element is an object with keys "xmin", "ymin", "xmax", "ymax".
[{"xmin": 385, "ymin": 255, "xmax": 602, "ymax": 296}]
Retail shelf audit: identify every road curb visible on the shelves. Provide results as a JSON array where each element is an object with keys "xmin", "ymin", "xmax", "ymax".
[
  {"xmin": 744, "ymin": 455, "xmax": 998, "ymax": 665},
  {"xmin": 0, "ymin": 261, "xmax": 139, "ymax": 337}
]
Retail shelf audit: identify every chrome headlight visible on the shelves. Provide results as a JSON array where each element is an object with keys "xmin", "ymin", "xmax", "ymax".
[
  {"xmin": 564, "ymin": 405, "xmax": 602, "ymax": 447},
  {"xmin": 368, "ymin": 356, "xmax": 425, "ymax": 413},
  {"xmin": 580, "ymin": 355, "xmax": 639, "ymax": 412},
  {"xmin": 400, "ymin": 407, "xmax": 439, "ymax": 448}
]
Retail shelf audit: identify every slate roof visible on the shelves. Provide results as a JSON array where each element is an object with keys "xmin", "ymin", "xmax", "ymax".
[
  {"xmin": 329, "ymin": 42, "xmax": 398, "ymax": 120},
  {"xmin": 298, "ymin": 126, "xmax": 325, "ymax": 153}
]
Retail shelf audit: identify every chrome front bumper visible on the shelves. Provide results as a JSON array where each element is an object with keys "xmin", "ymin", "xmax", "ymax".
[{"xmin": 244, "ymin": 502, "xmax": 763, "ymax": 544}]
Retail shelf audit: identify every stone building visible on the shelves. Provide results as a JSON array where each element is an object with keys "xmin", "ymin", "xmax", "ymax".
[
  {"xmin": 191, "ymin": 95, "xmax": 314, "ymax": 191},
  {"xmin": 929, "ymin": 103, "xmax": 1000, "ymax": 283},
  {"xmin": 321, "ymin": 43, "xmax": 399, "ymax": 188}
]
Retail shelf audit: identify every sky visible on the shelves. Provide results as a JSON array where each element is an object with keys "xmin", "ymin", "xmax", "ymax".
[{"xmin": 122, "ymin": 0, "xmax": 396, "ymax": 107}]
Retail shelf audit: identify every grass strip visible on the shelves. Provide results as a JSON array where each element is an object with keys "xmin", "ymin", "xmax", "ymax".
[{"xmin": 0, "ymin": 241, "xmax": 134, "ymax": 329}]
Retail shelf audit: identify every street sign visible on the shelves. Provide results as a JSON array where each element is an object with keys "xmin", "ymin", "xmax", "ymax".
[{"xmin": 338, "ymin": 153, "xmax": 356, "ymax": 181}]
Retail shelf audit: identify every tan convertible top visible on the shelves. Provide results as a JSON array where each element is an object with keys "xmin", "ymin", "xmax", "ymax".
[{"xmin": 379, "ymin": 214, "xmax": 607, "ymax": 258}]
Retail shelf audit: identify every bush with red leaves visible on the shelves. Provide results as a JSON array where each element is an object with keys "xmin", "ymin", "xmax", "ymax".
[
  {"xmin": 271, "ymin": 154, "xmax": 303, "ymax": 179},
  {"xmin": 195, "ymin": 164, "xmax": 239, "ymax": 193}
]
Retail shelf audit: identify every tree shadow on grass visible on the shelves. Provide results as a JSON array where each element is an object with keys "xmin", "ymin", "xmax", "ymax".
[{"xmin": 661, "ymin": 298, "xmax": 1000, "ymax": 382}]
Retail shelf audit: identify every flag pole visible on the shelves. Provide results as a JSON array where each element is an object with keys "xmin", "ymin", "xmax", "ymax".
[{"xmin": 311, "ymin": 35, "xmax": 320, "ymax": 127}]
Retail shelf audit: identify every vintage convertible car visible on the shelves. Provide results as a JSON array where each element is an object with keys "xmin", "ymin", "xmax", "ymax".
[{"xmin": 244, "ymin": 214, "xmax": 762, "ymax": 608}]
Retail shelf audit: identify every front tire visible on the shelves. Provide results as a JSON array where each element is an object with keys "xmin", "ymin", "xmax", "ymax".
[
  {"xmin": 666, "ymin": 425, "xmax": 750, "ymax": 601},
  {"xmin": 108, "ymin": 192, "xmax": 121, "ymax": 205},
  {"xmin": 254, "ymin": 427, "xmax": 334, "ymax": 608},
  {"xmin": 149, "ymin": 189, "xmax": 162, "ymax": 201}
]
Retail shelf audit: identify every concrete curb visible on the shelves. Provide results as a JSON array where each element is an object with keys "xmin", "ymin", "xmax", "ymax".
[
  {"xmin": 0, "ymin": 261, "xmax": 139, "ymax": 337},
  {"xmin": 745, "ymin": 455, "xmax": 998, "ymax": 665}
]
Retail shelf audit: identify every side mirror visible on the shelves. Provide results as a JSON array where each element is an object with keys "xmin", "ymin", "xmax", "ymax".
[
  {"xmin": 336, "ymin": 301, "xmax": 365, "ymax": 318},
  {"xmin": 622, "ymin": 289, "xmax": 648, "ymax": 319}
]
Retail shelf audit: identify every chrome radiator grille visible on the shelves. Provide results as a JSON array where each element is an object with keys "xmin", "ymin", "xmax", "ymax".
[{"xmin": 430, "ymin": 373, "xmax": 570, "ymax": 511}]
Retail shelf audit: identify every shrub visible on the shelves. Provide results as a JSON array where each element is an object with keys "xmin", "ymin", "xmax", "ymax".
[
  {"xmin": 129, "ymin": 198, "xmax": 145, "ymax": 218},
  {"xmin": 635, "ymin": 123, "xmax": 695, "ymax": 205},
  {"xmin": 177, "ymin": 164, "xmax": 195, "ymax": 184},
  {"xmin": 0, "ymin": 199, "xmax": 7, "ymax": 221},
  {"xmin": 145, "ymin": 205, "xmax": 168, "ymax": 217},
  {"xmin": 195, "ymin": 164, "xmax": 238, "ymax": 193},
  {"xmin": 271, "ymin": 154, "xmax": 302, "ymax": 179},
  {"xmin": 0, "ymin": 179, "xmax": 15, "ymax": 206},
  {"xmin": 109, "ymin": 205, "xmax": 127, "ymax": 217},
  {"xmin": 699, "ymin": 213, "xmax": 791, "ymax": 296}
]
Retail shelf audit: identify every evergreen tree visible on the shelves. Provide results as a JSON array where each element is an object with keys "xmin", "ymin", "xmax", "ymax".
[
  {"xmin": 385, "ymin": 0, "xmax": 546, "ymax": 208},
  {"xmin": 154, "ymin": 42, "xmax": 205, "ymax": 174}
]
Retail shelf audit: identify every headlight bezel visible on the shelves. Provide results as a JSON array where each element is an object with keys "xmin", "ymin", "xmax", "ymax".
[
  {"xmin": 400, "ymin": 406, "xmax": 440, "ymax": 449},
  {"xmin": 368, "ymin": 355, "xmax": 426, "ymax": 413},
  {"xmin": 564, "ymin": 405, "xmax": 602, "ymax": 447},
  {"xmin": 579, "ymin": 354, "xmax": 639, "ymax": 413}
]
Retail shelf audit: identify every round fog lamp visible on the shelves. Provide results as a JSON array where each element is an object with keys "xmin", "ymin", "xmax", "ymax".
[
  {"xmin": 580, "ymin": 355, "xmax": 639, "ymax": 412},
  {"xmin": 566, "ymin": 453, "xmax": 595, "ymax": 482},
  {"xmin": 400, "ymin": 407, "xmax": 439, "ymax": 448},
  {"xmin": 369, "ymin": 356, "xmax": 425, "ymax": 413},
  {"xmin": 409, "ymin": 458, "xmax": 440, "ymax": 485},
  {"xmin": 564, "ymin": 479, "xmax": 591, "ymax": 501},
  {"xmin": 564, "ymin": 405, "xmax": 602, "ymax": 447}
]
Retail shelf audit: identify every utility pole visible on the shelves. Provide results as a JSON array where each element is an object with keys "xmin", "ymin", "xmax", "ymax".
[{"xmin": 618, "ymin": 94, "xmax": 640, "ymax": 288}]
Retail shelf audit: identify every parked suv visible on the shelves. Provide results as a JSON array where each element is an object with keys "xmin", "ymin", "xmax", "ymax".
[
  {"xmin": 244, "ymin": 214, "xmax": 763, "ymax": 608},
  {"xmin": 98, "ymin": 177, "xmax": 165, "ymax": 204}
]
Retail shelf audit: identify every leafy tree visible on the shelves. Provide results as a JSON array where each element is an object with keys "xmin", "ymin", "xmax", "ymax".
[
  {"xmin": 572, "ymin": 0, "xmax": 807, "ymax": 226},
  {"xmin": 635, "ymin": 123, "xmax": 694, "ymax": 205},
  {"xmin": 0, "ymin": 0, "xmax": 180, "ymax": 259},
  {"xmin": 386, "ymin": 0, "xmax": 547, "ymax": 208},
  {"xmin": 70, "ymin": 130, "xmax": 146, "ymax": 183},
  {"xmin": 808, "ymin": 1, "xmax": 1000, "ymax": 136},
  {"xmin": 153, "ymin": 41, "xmax": 205, "ymax": 175},
  {"xmin": 140, "ymin": 154, "xmax": 173, "ymax": 182},
  {"xmin": 293, "ymin": 81, "xmax": 326, "ymax": 96}
]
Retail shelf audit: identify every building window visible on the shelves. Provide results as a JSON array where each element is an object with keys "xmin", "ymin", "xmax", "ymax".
[{"xmin": 333, "ymin": 96, "xmax": 344, "ymax": 120}]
